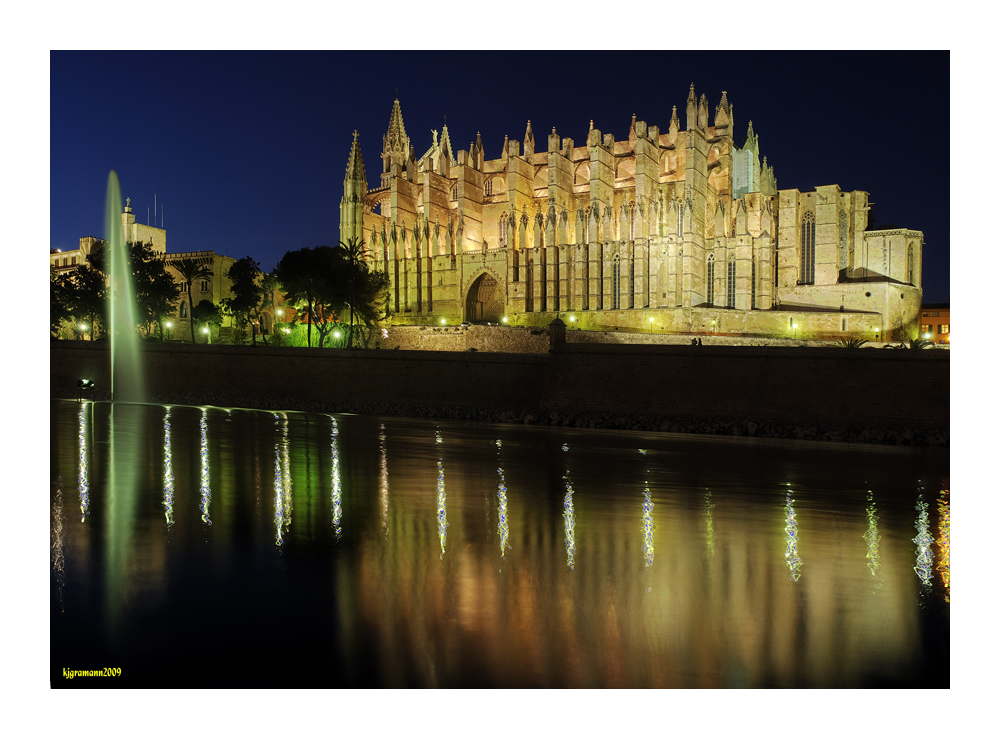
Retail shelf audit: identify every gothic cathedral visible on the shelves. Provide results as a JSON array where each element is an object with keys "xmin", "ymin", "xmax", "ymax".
[{"xmin": 340, "ymin": 89, "xmax": 923, "ymax": 340}]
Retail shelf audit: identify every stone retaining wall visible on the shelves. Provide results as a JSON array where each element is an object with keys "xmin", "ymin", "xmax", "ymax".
[{"xmin": 51, "ymin": 339, "xmax": 949, "ymax": 445}]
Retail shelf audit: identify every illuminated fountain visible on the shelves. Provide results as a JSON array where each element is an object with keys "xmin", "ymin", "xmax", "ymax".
[{"xmin": 105, "ymin": 171, "xmax": 143, "ymax": 403}]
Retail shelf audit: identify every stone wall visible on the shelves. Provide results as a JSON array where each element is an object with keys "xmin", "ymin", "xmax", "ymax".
[
  {"xmin": 382, "ymin": 324, "xmax": 550, "ymax": 353},
  {"xmin": 52, "ymin": 340, "xmax": 949, "ymax": 440}
]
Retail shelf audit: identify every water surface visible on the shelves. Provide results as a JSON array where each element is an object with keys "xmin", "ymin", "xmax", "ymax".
[{"xmin": 50, "ymin": 399, "xmax": 949, "ymax": 687}]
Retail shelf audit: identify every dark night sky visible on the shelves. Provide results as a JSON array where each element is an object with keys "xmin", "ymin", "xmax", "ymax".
[{"xmin": 49, "ymin": 50, "xmax": 950, "ymax": 302}]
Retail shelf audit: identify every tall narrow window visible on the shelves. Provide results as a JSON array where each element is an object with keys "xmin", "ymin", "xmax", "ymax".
[
  {"xmin": 800, "ymin": 211, "xmax": 815, "ymax": 284},
  {"xmin": 706, "ymin": 254, "xmax": 715, "ymax": 305},
  {"xmin": 499, "ymin": 214, "xmax": 508, "ymax": 248},
  {"xmin": 907, "ymin": 245, "xmax": 914, "ymax": 284},
  {"xmin": 629, "ymin": 204, "xmax": 636, "ymax": 241},
  {"xmin": 485, "ymin": 179, "xmax": 493, "ymax": 197},
  {"xmin": 727, "ymin": 256, "xmax": 736, "ymax": 308},
  {"xmin": 751, "ymin": 260, "xmax": 756, "ymax": 309},
  {"xmin": 180, "ymin": 301, "xmax": 188, "ymax": 319},
  {"xmin": 613, "ymin": 254, "xmax": 621, "ymax": 309},
  {"xmin": 629, "ymin": 252, "xmax": 635, "ymax": 309},
  {"xmin": 451, "ymin": 185, "xmax": 458, "ymax": 200}
]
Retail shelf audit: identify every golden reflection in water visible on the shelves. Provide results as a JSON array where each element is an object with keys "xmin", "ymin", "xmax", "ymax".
[
  {"xmin": 704, "ymin": 491, "xmax": 715, "ymax": 564},
  {"xmin": 379, "ymin": 424, "xmax": 388, "ymax": 535},
  {"xmin": 163, "ymin": 408, "xmax": 174, "ymax": 525},
  {"xmin": 77, "ymin": 404, "xmax": 89, "ymax": 522},
  {"xmin": 436, "ymin": 432, "xmax": 448, "ymax": 558},
  {"xmin": 863, "ymin": 491, "xmax": 881, "ymax": 587},
  {"xmin": 330, "ymin": 416, "xmax": 342, "ymax": 538},
  {"xmin": 199, "ymin": 409, "xmax": 212, "ymax": 525},
  {"xmin": 52, "ymin": 480, "xmax": 66, "ymax": 611},
  {"xmin": 496, "ymin": 440, "xmax": 509, "ymax": 558},
  {"xmin": 563, "ymin": 445, "xmax": 576, "ymax": 570},
  {"xmin": 273, "ymin": 413, "xmax": 293, "ymax": 545},
  {"xmin": 913, "ymin": 495, "xmax": 933, "ymax": 586},
  {"xmin": 937, "ymin": 491, "xmax": 950, "ymax": 602},
  {"xmin": 784, "ymin": 492, "xmax": 803, "ymax": 582},
  {"xmin": 642, "ymin": 486, "xmax": 654, "ymax": 567}
]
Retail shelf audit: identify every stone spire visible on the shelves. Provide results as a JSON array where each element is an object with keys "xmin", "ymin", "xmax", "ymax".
[
  {"xmin": 473, "ymin": 131, "xmax": 484, "ymax": 170},
  {"xmin": 697, "ymin": 93, "xmax": 709, "ymax": 129},
  {"xmin": 669, "ymin": 105, "xmax": 680, "ymax": 136},
  {"xmin": 628, "ymin": 113, "xmax": 637, "ymax": 144},
  {"xmin": 344, "ymin": 130, "xmax": 367, "ymax": 192},
  {"xmin": 714, "ymin": 91, "xmax": 731, "ymax": 129},
  {"xmin": 686, "ymin": 83, "xmax": 697, "ymax": 130},
  {"xmin": 381, "ymin": 98, "xmax": 411, "ymax": 186},
  {"xmin": 744, "ymin": 121, "xmax": 758, "ymax": 154},
  {"xmin": 440, "ymin": 122, "xmax": 455, "ymax": 166},
  {"xmin": 384, "ymin": 98, "xmax": 409, "ymax": 154},
  {"xmin": 340, "ymin": 131, "xmax": 367, "ymax": 242},
  {"xmin": 524, "ymin": 120, "xmax": 534, "ymax": 157}
]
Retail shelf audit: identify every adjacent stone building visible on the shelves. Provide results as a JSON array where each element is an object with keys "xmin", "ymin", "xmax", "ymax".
[{"xmin": 340, "ymin": 90, "xmax": 924, "ymax": 340}]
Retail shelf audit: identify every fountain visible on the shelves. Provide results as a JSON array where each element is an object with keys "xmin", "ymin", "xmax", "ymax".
[{"xmin": 105, "ymin": 171, "xmax": 143, "ymax": 403}]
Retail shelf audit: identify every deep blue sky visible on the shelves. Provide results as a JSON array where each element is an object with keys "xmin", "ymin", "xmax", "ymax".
[{"xmin": 50, "ymin": 50, "xmax": 950, "ymax": 302}]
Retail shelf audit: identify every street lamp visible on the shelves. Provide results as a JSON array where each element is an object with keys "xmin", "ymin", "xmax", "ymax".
[
  {"xmin": 440, "ymin": 318, "xmax": 447, "ymax": 325},
  {"xmin": 649, "ymin": 316, "xmax": 655, "ymax": 335},
  {"xmin": 793, "ymin": 322, "xmax": 799, "ymax": 341}
]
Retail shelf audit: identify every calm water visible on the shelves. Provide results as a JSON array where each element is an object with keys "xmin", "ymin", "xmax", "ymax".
[{"xmin": 50, "ymin": 399, "xmax": 949, "ymax": 688}]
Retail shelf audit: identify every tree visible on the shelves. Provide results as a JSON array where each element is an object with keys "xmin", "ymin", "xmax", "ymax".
[
  {"xmin": 223, "ymin": 257, "xmax": 265, "ymax": 346},
  {"xmin": 192, "ymin": 299, "xmax": 223, "ymax": 343},
  {"xmin": 274, "ymin": 246, "xmax": 343, "ymax": 348},
  {"xmin": 50, "ymin": 266, "xmax": 73, "ymax": 338},
  {"xmin": 335, "ymin": 237, "xmax": 390, "ymax": 348},
  {"xmin": 174, "ymin": 258, "xmax": 214, "ymax": 344},
  {"xmin": 58, "ymin": 242, "xmax": 108, "ymax": 340},
  {"xmin": 128, "ymin": 241, "xmax": 180, "ymax": 341},
  {"xmin": 336, "ymin": 237, "xmax": 367, "ymax": 348},
  {"xmin": 257, "ymin": 270, "xmax": 280, "ymax": 345}
]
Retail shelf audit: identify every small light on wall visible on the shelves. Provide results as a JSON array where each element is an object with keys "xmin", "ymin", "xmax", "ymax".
[
  {"xmin": 165, "ymin": 321, "xmax": 172, "ymax": 328},
  {"xmin": 440, "ymin": 318, "xmax": 447, "ymax": 325},
  {"xmin": 502, "ymin": 316, "xmax": 508, "ymax": 323}
]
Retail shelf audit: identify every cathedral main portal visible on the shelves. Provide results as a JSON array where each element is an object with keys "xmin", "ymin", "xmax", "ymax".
[{"xmin": 465, "ymin": 272, "xmax": 504, "ymax": 323}]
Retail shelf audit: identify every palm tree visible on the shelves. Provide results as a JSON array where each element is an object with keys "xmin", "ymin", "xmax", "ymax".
[
  {"xmin": 174, "ymin": 258, "xmax": 214, "ymax": 344},
  {"xmin": 337, "ymin": 237, "xmax": 369, "ymax": 349}
]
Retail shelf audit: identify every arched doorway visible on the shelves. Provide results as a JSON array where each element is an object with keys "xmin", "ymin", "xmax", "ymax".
[{"xmin": 465, "ymin": 272, "xmax": 504, "ymax": 323}]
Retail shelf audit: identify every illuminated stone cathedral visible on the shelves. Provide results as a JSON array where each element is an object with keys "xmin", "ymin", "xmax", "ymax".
[{"xmin": 340, "ymin": 89, "xmax": 923, "ymax": 340}]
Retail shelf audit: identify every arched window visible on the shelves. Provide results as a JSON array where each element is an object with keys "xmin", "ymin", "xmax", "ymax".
[
  {"xmin": 180, "ymin": 301, "xmax": 188, "ymax": 319},
  {"xmin": 613, "ymin": 254, "xmax": 621, "ymax": 309},
  {"xmin": 751, "ymin": 260, "xmax": 757, "ymax": 309},
  {"xmin": 907, "ymin": 244, "xmax": 915, "ymax": 284},
  {"xmin": 800, "ymin": 211, "xmax": 815, "ymax": 284},
  {"xmin": 628, "ymin": 204, "xmax": 636, "ymax": 241},
  {"xmin": 727, "ymin": 255, "xmax": 736, "ymax": 308},
  {"xmin": 451, "ymin": 185, "xmax": 458, "ymax": 200},
  {"xmin": 706, "ymin": 254, "xmax": 715, "ymax": 305},
  {"xmin": 485, "ymin": 179, "xmax": 493, "ymax": 197}
]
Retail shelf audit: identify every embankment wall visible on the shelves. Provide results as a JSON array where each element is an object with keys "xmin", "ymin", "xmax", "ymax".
[{"xmin": 51, "ymin": 340, "xmax": 949, "ymax": 442}]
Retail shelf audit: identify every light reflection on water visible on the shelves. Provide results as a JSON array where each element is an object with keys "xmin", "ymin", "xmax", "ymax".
[
  {"xmin": 199, "ymin": 409, "xmax": 211, "ymax": 525},
  {"xmin": 330, "ymin": 416, "xmax": 342, "ymax": 539},
  {"xmin": 163, "ymin": 409, "xmax": 174, "ymax": 526},
  {"xmin": 50, "ymin": 400, "xmax": 950, "ymax": 688},
  {"xmin": 77, "ymin": 404, "xmax": 89, "ymax": 522}
]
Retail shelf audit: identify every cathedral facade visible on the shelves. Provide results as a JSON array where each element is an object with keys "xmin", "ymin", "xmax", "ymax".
[{"xmin": 340, "ymin": 90, "xmax": 923, "ymax": 340}]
